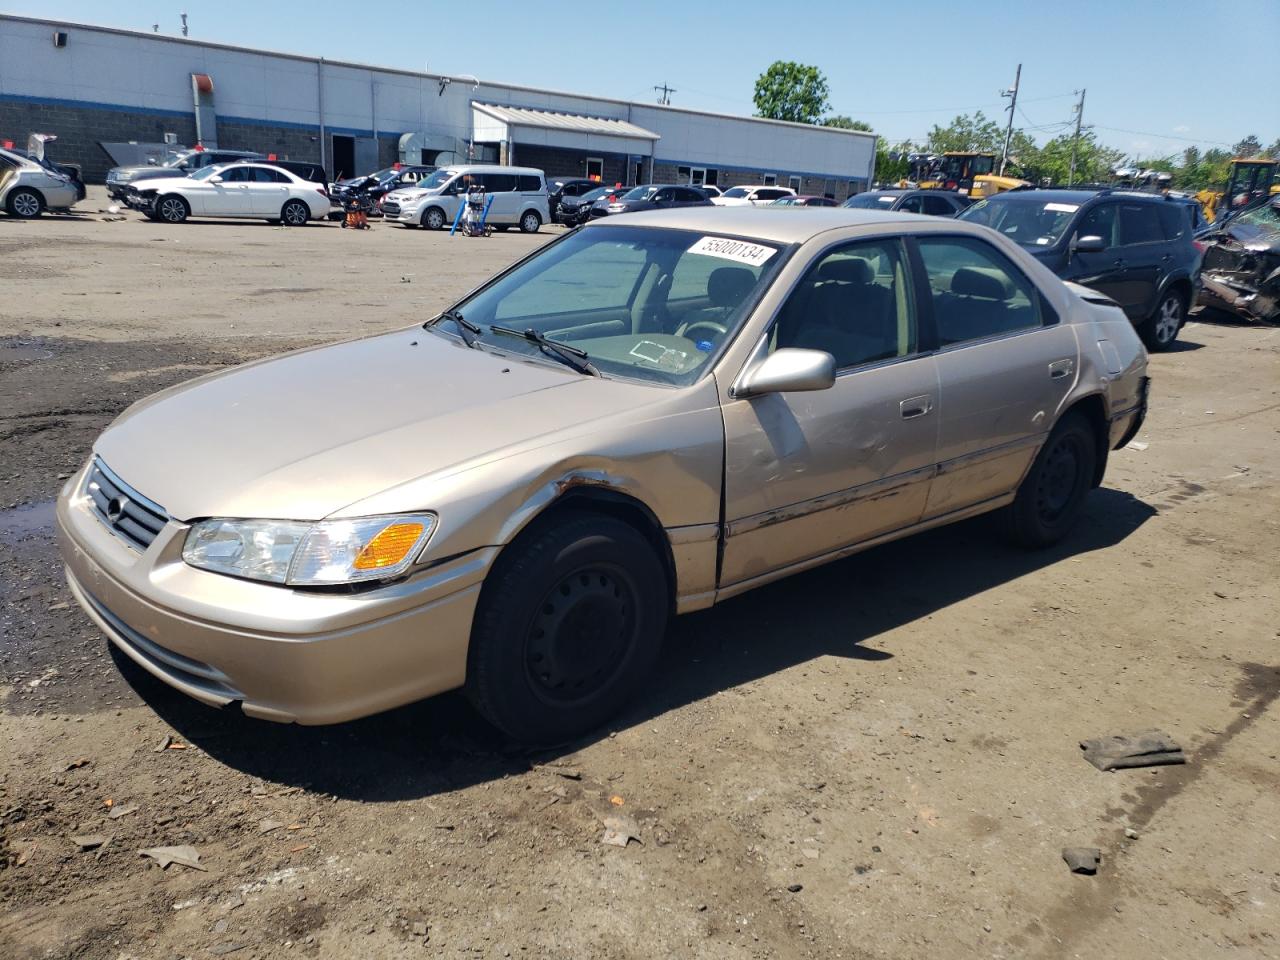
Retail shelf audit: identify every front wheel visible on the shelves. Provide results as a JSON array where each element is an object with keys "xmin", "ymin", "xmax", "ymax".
[
  {"xmin": 156, "ymin": 195, "xmax": 189, "ymax": 224},
  {"xmin": 421, "ymin": 207, "xmax": 446, "ymax": 230},
  {"xmin": 1139, "ymin": 290, "xmax": 1184, "ymax": 351},
  {"xmin": 1003, "ymin": 411, "xmax": 1096, "ymax": 548},
  {"xmin": 466, "ymin": 515, "xmax": 668, "ymax": 744},
  {"xmin": 281, "ymin": 199, "xmax": 309, "ymax": 226},
  {"xmin": 519, "ymin": 210, "xmax": 542, "ymax": 234},
  {"xmin": 6, "ymin": 187, "xmax": 44, "ymax": 218}
]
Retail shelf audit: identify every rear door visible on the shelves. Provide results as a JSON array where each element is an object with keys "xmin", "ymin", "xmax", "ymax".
[
  {"xmin": 243, "ymin": 166, "xmax": 291, "ymax": 216},
  {"xmin": 915, "ymin": 234, "xmax": 1079, "ymax": 517},
  {"xmin": 1116, "ymin": 201, "xmax": 1167, "ymax": 317},
  {"xmin": 720, "ymin": 237, "xmax": 940, "ymax": 586},
  {"xmin": 921, "ymin": 194, "xmax": 959, "ymax": 217},
  {"xmin": 479, "ymin": 173, "xmax": 520, "ymax": 223}
]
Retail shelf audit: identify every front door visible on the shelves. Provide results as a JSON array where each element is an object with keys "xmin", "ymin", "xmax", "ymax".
[
  {"xmin": 478, "ymin": 173, "xmax": 520, "ymax": 223},
  {"xmin": 913, "ymin": 234, "xmax": 1079, "ymax": 517},
  {"xmin": 721, "ymin": 238, "xmax": 939, "ymax": 587},
  {"xmin": 199, "ymin": 165, "xmax": 253, "ymax": 215},
  {"xmin": 1069, "ymin": 201, "xmax": 1137, "ymax": 314}
]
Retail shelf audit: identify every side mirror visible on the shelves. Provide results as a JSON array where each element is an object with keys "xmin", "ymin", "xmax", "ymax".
[
  {"xmin": 1071, "ymin": 234, "xmax": 1106, "ymax": 254},
  {"xmin": 734, "ymin": 348, "xmax": 836, "ymax": 398},
  {"xmin": 208, "ymin": 175, "xmax": 223, "ymax": 184}
]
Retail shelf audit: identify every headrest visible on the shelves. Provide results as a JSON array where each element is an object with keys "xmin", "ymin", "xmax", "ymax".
[
  {"xmin": 707, "ymin": 266, "xmax": 756, "ymax": 309},
  {"xmin": 816, "ymin": 257, "xmax": 872, "ymax": 285},
  {"xmin": 951, "ymin": 267, "xmax": 1012, "ymax": 301}
]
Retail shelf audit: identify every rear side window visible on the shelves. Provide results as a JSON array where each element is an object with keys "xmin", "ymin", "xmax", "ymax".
[
  {"xmin": 218, "ymin": 166, "xmax": 251, "ymax": 182},
  {"xmin": 917, "ymin": 237, "xmax": 1046, "ymax": 346},
  {"xmin": 479, "ymin": 173, "xmax": 518, "ymax": 192},
  {"xmin": 518, "ymin": 175, "xmax": 543, "ymax": 192},
  {"xmin": 1118, "ymin": 203, "xmax": 1164, "ymax": 245},
  {"xmin": 1157, "ymin": 204, "xmax": 1189, "ymax": 240},
  {"xmin": 675, "ymin": 187, "xmax": 705, "ymax": 202},
  {"xmin": 250, "ymin": 167, "xmax": 288, "ymax": 183},
  {"xmin": 898, "ymin": 195, "xmax": 924, "ymax": 213},
  {"xmin": 922, "ymin": 195, "xmax": 956, "ymax": 216}
]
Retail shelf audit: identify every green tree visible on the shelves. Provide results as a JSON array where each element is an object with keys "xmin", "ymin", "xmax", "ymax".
[
  {"xmin": 874, "ymin": 141, "xmax": 912, "ymax": 183},
  {"xmin": 753, "ymin": 61, "xmax": 830, "ymax": 125},
  {"xmin": 1027, "ymin": 130, "xmax": 1124, "ymax": 185},
  {"xmin": 1232, "ymin": 135, "xmax": 1262, "ymax": 158},
  {"xmin": 925, "ymin": 111, "xmax": 1005, "ymax": 154},
  {"xmin": 823, "ymin": 115, "xmax": 872, "ymax": 131}
]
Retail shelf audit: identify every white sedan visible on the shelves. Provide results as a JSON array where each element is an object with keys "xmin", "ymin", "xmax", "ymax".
[
  {"xmin": 711, "ymin": 185, "xmax": 796, "ymax": 207},
  {"xmin": 126, "ymin": 163, "xmax": 331, "ymax": 225}
]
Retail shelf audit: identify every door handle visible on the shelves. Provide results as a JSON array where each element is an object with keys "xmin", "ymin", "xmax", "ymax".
[
  {"xmin": 900, "ymin": 395, "xmax": 933, "ymax": 419},
  {"xmin": 1112, "ymin": 258, "xmax": 1125, "ymax": 267},
  {"xmin": 1049, "ymin": 359, "xmax": 1075, "ymax": 380}
]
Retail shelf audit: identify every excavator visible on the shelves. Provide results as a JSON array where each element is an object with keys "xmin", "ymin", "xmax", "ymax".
[
  {"xmin": 901, "ymin": 151, "xmax": 1028, "ymax": 198},
  {"xmin": 1196, "ymin": 157, "xmax": 1278, "ymax": 225}
]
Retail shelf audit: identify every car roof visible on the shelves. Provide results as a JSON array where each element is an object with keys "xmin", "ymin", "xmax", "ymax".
[
  {"xmin": 859, "ymin": 189, "xmax": 908, "ymax": 197},
  {"xmin": 584, "ymin": 206, "xmax": 956, "ymax": 243},
  {"xmin": 985, "ymin": 188, "xmax": 1164, "ymax": 205}
]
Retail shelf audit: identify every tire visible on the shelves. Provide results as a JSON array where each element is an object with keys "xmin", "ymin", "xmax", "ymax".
[
  {"xmin": 421, "ymin": 207, "xmax": 446, "ymax": 230},
  {"xmin": 519, "ymin": 210, "xmax": 542, "ymax": 234},
  {"xmin": 281, "ymin": 199, "xmax": 309, "ymax": 226},
  {"xmin": 1138, "ymin": 289, "xmax": 1185, "ymax": 351},
  {"xmin": 1003, "ymin": 411, "xmax": 1097, "ymax": 548},
  {"xmin": 466, "ymin": 514, "xmax": 669, "ymax": 744},
  {"xmin": 156, "ymin": 195, "xmax": 189, "ymax": 224},
  {"xmin": 6, "ymin": 187, "xmax": 43, "ymax": 218}
]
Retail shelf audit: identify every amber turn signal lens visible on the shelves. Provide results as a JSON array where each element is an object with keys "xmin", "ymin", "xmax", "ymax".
[{"xmin": 353, "ymin": 521, "xmax": 426, "ymax": 570}]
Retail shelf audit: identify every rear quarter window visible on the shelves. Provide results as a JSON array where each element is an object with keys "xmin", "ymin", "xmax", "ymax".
[{"xmin": 1158, "ymin": 204, "xmax": 1190, "ymax": 241}]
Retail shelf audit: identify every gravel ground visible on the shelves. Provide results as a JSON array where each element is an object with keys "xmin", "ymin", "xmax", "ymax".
[{"xmin": 2, "ymin": 189, "xmax": 1278, "ymax": 960}]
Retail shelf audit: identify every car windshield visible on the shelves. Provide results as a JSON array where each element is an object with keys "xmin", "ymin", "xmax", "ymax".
[
  {"xmin": 620, "ymin": 186, "xmax": 658, "ymax": 201},
  {"xmin": 959, "ymin": 197, "xmax": 1082, "ymax": 246},
  {"xmin": 434, "ymin": 225, "xmax": 787, "ymax": 386},
  {"xmin": 421, "ymin": 169, "xmax": 456, "ymax": 190},
  {"xmin": 161, "ymin": 152, "xmax": 195, "ymax": 169},
  {"xmin": 580, "ymin": 186, "xmax": 615, "ymax": 202},
  {"xmin": 770, "ymin": 197, "xmax": 798, "ymax": 205},
  {"xmin": 843, "ymin": 193, "xmax": 898, "ymax": 208},
  {"xmin": 720, "ymin": 187, "xmax": 751, "ymax": 199},
  {"xmin": 1230, "ymin": 200, "xmax": 1280, "ymax": 240}
]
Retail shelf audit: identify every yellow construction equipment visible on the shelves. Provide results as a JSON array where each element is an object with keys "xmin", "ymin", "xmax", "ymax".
[{"xmin": 1196, "ymin": 157, "xmax": 1278, "ymax": 224}]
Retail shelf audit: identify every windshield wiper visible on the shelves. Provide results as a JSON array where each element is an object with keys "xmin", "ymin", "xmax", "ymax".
[
  {"xmin": 428, "ymin": 308, "xmax": 482, "ymax": 348},
  {"xmin": 489, "ymin": 325, "xmax": 599, "ymax": 376}
]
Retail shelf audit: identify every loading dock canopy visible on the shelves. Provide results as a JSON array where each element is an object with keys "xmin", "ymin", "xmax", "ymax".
[{"xmin": 471, "ymin": 102, "xmax": 660, "ymax": 156}]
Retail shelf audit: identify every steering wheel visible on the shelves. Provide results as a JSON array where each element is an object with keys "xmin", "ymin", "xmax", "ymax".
[{"xmin": 678, "ymin": 320, "xmax": 729, "ymax": 341}]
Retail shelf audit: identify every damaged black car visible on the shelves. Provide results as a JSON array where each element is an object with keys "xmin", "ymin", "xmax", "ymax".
[{"xmin": 1196, "ymin": 197, "xmax": 1280, "ymax": 323}]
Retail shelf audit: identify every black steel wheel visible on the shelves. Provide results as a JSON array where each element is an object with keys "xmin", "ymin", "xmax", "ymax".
[{"xmin": 1004, "ymin": 411, "xmax": 1096, "ymax": 547}]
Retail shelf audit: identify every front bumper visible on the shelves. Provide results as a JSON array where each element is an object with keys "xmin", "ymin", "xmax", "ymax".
[{"xmin": 56, "ymin": 468, "xmax": 489, "ymax": 724}]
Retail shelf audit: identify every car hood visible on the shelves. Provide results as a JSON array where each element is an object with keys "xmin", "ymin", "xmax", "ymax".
[
  {"xmin": 129, "ymin": 175, "xmax": 196, "ymax": 192},
  {"xmin": 113, "ymin": 165, "xmax": 186, "ymax": 180},
  {"xmin": 93, "ymin": 328, "xmax": 662, "ymax": 522}
]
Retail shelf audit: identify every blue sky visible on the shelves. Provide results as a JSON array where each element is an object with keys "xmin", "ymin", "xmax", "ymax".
[{"xmin": 8, "ymin": 0, "xmax": 1279, "ymax": 159}]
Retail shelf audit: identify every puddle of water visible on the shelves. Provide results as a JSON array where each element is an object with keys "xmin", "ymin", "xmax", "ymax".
[
  {"xmin": 0, "ymin": 344, "xmax": 53, "ymax": 363},
  {"xmin": 0, "ymin": 500, "xmax": 56, "ymax": 542}
]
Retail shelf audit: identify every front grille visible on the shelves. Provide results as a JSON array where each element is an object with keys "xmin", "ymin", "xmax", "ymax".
[
  {"xmin": 382, "ymin": 201, "xmax": 401, "ymax": 216},
  {"xmin": 84, "ymin": 459, "xmax": 169, "ymax": 551}
]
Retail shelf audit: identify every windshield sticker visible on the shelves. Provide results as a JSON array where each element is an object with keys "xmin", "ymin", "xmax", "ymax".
[
  {"xmin": 1035, "ymin": 237, "xmax": 1052, "ymax": 245},
  {"xmin": 1044, "ymin": 202, "xmax": 1080, "ymax": 213},
  {"xmin": 687, "ymin": 236, "xmax": 776, "ymax": 267},
  {"xmin": 629, "ymin": 341, "xmax": 670, "ymax": 364}
]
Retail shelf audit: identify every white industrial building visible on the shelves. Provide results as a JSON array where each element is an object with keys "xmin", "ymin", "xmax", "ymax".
[{"xmin": 0, "ymin": 13, "xmax": 877, "ymax": 197}]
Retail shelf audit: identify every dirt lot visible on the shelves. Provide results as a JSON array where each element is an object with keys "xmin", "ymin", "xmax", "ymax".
[{"xmin": 2, "ymin": 190, "xmax": 1279, "ymax": 960}]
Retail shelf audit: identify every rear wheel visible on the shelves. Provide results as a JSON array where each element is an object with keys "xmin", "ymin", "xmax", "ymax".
[
  {"xmin": 519, "ymin": 210, "xmax": 542, "ymax": 234},
  {"xmin": 1139, "ymin": 290, "xmax": 1184, "ymax": 351},
  {"xmin": 421, "ymin": 207, "xmax": 446, "ymax": 230},
  {"xmin": 466, "ymin": 515, "xmax": 668, "ymax": 744},
  {"xmin": 6, "ymin": 187, "xmax": 43, "ymax": 218},
  {"xmin": 281, "ymin": 199, "xmax": 309, "ymax": 226},
  {"xmin": 1003, "ymin": 411, "xmax": 1096, "ymax": 547},
  {"xmin": 156, "ymin": 195, "xmax": 189, "ymax": 224}
]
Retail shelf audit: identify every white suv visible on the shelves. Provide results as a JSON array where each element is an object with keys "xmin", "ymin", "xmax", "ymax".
[
  {"xmin": 711, "ymin": 185, "xmax": 797, "ymax": 207},
  {"xmin": 381, "ymin": 165, "xmax": 549, "ymax": 232}
]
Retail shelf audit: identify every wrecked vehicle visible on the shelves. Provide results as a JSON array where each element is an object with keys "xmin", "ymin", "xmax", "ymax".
[
  {"xmin": 58, "ymin": 208, "xmax": 1148, "ymax": 743},
  {"xmin": 105, "ymin": 147, "xmax": 263, "ymax": 200},
  {"xmin": 1196, "ymin": 197, "xmax": 1280, "ymax": 323},
  {"xmin": 0, "ymin": 135, "xmax": 81, "ymax": 217}
]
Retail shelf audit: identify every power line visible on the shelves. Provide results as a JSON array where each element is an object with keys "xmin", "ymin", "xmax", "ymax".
[
  {"xmin": 654, "ymin": 82, "xmax": 676, "ymax": 106},
  {"xmin": 1088, "ymin": 124, "xmax": 1236, "ymax": 148}
]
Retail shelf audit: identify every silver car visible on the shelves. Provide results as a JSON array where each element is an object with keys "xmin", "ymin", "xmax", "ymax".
[
  {"xmin": 57, "ymin": 208, "xmax": 1148, "ymax": 742},
  {"xmin": 0, "ymin": 145, "xmax": 80, "ymax": 217}
]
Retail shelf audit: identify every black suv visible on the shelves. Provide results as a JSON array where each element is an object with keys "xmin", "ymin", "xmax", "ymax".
[
  {"xmin": 959, "ymin": 189, "xmax": 1202, "ymax": 349},
  {"xmin": 547, "ymin": 177, "xmax": 607, "ymax": 224}
]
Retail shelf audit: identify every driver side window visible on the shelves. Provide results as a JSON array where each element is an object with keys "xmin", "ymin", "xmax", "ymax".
[
  {"xmin": 1075, "ymin": 203, "xmax": 1118, "ymax": 248},
  {"xmin": 771, "ymin": 240, "xmax": 917, "ymax": 370}
]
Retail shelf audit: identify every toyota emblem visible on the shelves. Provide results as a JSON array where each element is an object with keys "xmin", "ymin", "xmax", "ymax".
[{"xmin": 106, "ymin": 495, "xmax": 130, "ymax": 525}]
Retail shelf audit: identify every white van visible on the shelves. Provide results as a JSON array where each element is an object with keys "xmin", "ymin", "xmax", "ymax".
[{"xmin": 381, "ymin": 165, "xmax": 549, "ymax": 232}]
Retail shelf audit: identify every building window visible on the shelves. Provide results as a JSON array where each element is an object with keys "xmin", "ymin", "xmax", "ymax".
[
  {"xmin": 677, "ymin": 166, "xmax": 691, "ymax": 182},
  {"xmin": 585, "ymin": 157, "xmax": 604, "ymax": 181},
  {"xmin": 788, "ymin": 175, "xmax": 802, "ymax": 192},
  {"xmin": 762, "ymin": 173, "xmax": 777, "ymax": 186},
  {"xmin": 704, "ymin": 169, "xmax": 718, "ymax": 186}
]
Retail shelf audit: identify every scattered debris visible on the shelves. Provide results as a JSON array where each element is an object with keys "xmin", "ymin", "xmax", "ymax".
[
  {"xmin": 411, "ymin": 921, "xmax": 429, "ymax": 938},
  {"xmin": 1062, "ymin": 847, "xmax": 1101, "ymax": 875},
  {"xmin": 258, "ymin": 819, "xmax": 284, "ymax": 834},
  {"xmin": 609, "ymin": 795, "xmax": 625, "ymax": 807},
  {"xmin": 289, "ymin": 844, "xmax": 309, "ymax": 854},
  {"xmin": 1126, "ymin": 440, "xmax": 1149, "ymax": 451},
  {"xmin": 786, "ymin": 883, "xmax": 804, "ymax": 893},
  {"xmin": 140, "ymin": 844, "xmax": 207, "ymax": 871},
  {"xmin": 15, "ymin": 843, "xmax": 37, "ymax": 867},
  {"xmin": 154, "ymin": 735, "xmax": 173, "ymax": 752},
  {"xmin": 71, "ymin": 834, "xmax": 108, "ymax": 852},
  {"xmin": 1080, "ymin": 731, "xmax": 1186, "ymax": 771},
  {"xmin": 599, "ymin": 812, "xmax": 641, "ymax": 847},
  {"xmin": 208, "ymin": 942, "xmax": 249, "ymax": 956},
  {"xmin": 1124, "ymin": 827, "xmax": 1140, "ymax": 840},
  {"xmin": 55, "ymin": 757, "xmax": 91, "ymax": 772},
  {"xmin": 533, "ymin": 764, "xmax": 582, "ymax": 781},
  {"xmin": 108, "ymin": 803, "xmax": 139, "ymax": 820}
]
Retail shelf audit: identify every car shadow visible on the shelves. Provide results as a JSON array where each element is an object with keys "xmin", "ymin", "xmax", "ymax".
[
  {"xmin": 1161, "ymin": 337, "xmax": 1205, "ymax": 353},
  {"xmin": 118, "ymin": 486, "xmax": 1156, "ymax": 802}
]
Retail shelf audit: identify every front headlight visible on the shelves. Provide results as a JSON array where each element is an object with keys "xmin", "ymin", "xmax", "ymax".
[{"xmin": 182, "ymin": 514, "xmax": 436, "ymax": 586}]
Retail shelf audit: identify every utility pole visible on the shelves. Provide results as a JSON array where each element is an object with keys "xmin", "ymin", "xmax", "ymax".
[
  {"xmin": 1068, "ymin": 88, "xmax": 1087, "ymax": 186},
  {"xmin": 998, "ymin": 63, "xmax": 1021, "ymax": 176},
  {"xmin": 654, "ymin": 83, "xmax": 675, "ymax": 106},
  {"xmin": 180, "ymin": 12, "xmax": 188, "ymax": 36}
]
